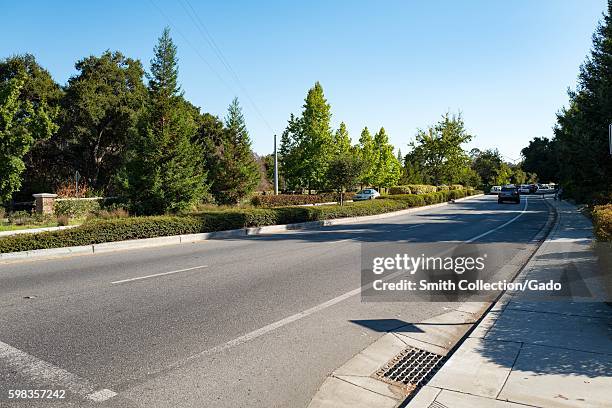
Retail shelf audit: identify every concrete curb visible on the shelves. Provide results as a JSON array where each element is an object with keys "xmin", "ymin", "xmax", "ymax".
[
  {"xmin": 307, "ymin": 198, "xmax": 558, "ymax": 408},
  {"xmin": 0, "ymin": 224, "xmax": 78, "ymax": 237},
  {"xmin": 0, "ymin": 194, "xmax": 483, "ymax": 264}
]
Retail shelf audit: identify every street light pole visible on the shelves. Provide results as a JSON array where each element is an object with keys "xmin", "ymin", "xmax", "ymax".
[{"xmin": 274, "ymin": 134, "xmax": 279, "ymax": 195}]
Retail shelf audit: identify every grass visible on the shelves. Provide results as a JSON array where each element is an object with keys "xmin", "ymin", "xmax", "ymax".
[{"xmin": 0, "ymin": 217, "xmax": 84, "ymax": 232}]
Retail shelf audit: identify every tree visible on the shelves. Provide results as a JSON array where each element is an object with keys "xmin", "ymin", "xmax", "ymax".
[
  {"xmin": 0, "ymin": 55, "xmax": 60, "ymax": 202},
  {"xmin": 493, "ymin": 162, "xmax": 513, "ymax": 186},
  {"xmin": 551, "ymin": 1, "xmax": 612, "ymax": 201},
  {"xmin": 357, "ymin": 127, "xmax": 376, "ymax": 187},
  {"xmin": 332, "ymin": 122, "xmax": 351, "ymax": 156},
  {"xmin": 471, "ymin": 148, "xmax": 504, "ymax": 188},
  {"xmin": 124, "ymin": 28, "xmax": 207, "ymax": 214},
  {"xmin": 406, "ymin": 113, "xmax": 473, "ymax": 185},
  {"xmin": 279, "ymin": 113, "xmax": 305, "ymax": 190},
  {"xmin": 279, "ymin": 82, "xmax": 333, "ymax": 192},
  {"xmin": 372, "ymin": 127, "xmax": 401, "ymax": 189},
  {"xmin": 326, "ymin": 155, "xmax": 364, "ymax": 205},
  {"xmin": 520, "ymin": 137, "xmax": 557, "ymax": 184},
  {"xmin": 204, "ymin": 98, "xmax": 260, "ymax": 204},
  {"xmin": 61, "ymin": 51, "xmax": 146, "ymax": 192},
  {"xmin": 511, "ymin": 166, "xmax": 527, "ymax": 185}
]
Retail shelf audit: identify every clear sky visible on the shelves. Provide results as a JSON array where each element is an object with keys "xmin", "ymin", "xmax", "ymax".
[{"xmin": 1, "ymin": 0, "xmax": 605, "ymax": 161}]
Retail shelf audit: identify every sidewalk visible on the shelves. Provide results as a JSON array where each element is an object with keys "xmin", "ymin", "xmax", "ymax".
[{"xmin": 408, "ymin": 199, "xmax": 612, "ymax": 408}]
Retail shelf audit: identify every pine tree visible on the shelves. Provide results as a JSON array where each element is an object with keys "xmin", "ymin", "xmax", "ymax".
[
  {"xmin": 206, "ymin": 97, "xmax": 260, "ymax": 204},
  {"xmin": 357, "ymin": 127, "xmax": 376, "ymax": 187},
  {"xmin": 553, "ymin": 1, "xmax": 612, "ymax": 200},
  {"xmin": 279, "ymin": 82, "xmax": 333, "ymax": 192},
  {"xmin": 372, "ymin": 127, "xmax": 401, "ymax": 189},
  {"xmin": 125, "ymin": 27, "xmax": 207, "ymax": 214},
  {"xmin": 301, "ymin": 82, "xmax": 333, "ymax": 191},
  {"xmin": 333, "ymin": 122, "xmax": 351, "ymax": 156}
]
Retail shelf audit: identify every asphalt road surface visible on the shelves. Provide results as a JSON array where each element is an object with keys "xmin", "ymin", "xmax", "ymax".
[{"xmin": 0, "ymin": 195, "xmax": 552, "ymax": 407}]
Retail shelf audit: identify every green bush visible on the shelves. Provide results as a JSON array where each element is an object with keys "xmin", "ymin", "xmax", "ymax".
[
  {"xmin": 54, "ymin": 199, "xmax": 101, "ymax": 218},
  {"xmin": 8, "ymin": 210, "xmax": 32, "ymax": 226},
  {"xmin": 251, "ymin": 192, "xmax": 355, "ymax": 207},
  {"xmin": 0, "ymin": 190, "xmax": 482, "ymax": 254},
  {"xmin": 592, "ymin": 204, "xmax": 612, "ymax": 241},
  {"xmin": 389, "ymin": 184, "xmax": 440, "ymax": 195},
  {"xmin": 436, "ymin": 185, "xmax": 450, "ymax": 191}
]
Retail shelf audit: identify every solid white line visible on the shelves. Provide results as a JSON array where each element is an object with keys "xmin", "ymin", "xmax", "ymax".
[
  {"xmin": 111, "ymin": 265, "xmax": 208, "ymax": 284},
  {"xmin": 464, "ymin": 197, "xmax": 528, "ymax": 243},
  {"xmin": 0, "ymin": 340, "xmax": 116, "ymax": 402},
  {"xmin": 157, "ymin": 198, "xmax": 532, "ymax": 369}
]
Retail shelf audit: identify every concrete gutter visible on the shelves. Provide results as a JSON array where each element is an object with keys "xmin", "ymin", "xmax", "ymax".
[
  {"xmin": 307, "ymin": 198, "xmax": 557, "ymax": 408},
  {"xmin": 0, "ymin": 194, "xmax": 483, "ymax": 264}
]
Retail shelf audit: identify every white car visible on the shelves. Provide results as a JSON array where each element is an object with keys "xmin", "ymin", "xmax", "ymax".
[
  {"xmin": 518, "ymin": 184, "xmax": 531, "ymax": 194},
  {"xmin": 489, "ymin": 185, "xmax": 501, "ymax": 195},
  {"xmin": 353, "ymin": 189, "xmax": 380, "ymax": 201}
]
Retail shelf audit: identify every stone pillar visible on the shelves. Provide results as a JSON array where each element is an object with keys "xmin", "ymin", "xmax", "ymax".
[{"xmin": 32, "ymin": 193, "xmax": 57, "ymax": 215}]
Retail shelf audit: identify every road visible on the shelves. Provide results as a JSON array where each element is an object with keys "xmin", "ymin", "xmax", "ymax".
[{"xmin": 0, "ymin": 195, "xmax": 551, "ymax": 407}]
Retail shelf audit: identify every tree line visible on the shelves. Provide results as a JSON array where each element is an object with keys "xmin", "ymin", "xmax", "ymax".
[
  {"xmin": 0, "ymin": 28, "xmax": 261, "ymax": 213},
  {"xmin": 521, "ymin": 1, "xmax": 612, "ymax": 203},
  {"xmin": 2, "ymin": 26, "xmax": 537, "ymax": 215}
]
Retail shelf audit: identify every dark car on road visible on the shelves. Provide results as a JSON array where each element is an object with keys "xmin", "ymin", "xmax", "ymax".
[{"xmin": 498, "ymin": 185, "xmax": 520, "ymax": 204}]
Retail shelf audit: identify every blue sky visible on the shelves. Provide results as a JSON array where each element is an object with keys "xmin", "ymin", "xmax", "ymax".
[{"xmin": 2, "ymin": 0, "xmax": 605, "ymax": 161}]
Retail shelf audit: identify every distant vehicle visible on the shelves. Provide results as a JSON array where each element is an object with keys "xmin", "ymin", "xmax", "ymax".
[
  {"xmin": 529, "ymin": 184, "xmax": 538, "ymax": 194},
  {"xmin": 489, "ymin": 185, "xmax": 502, "ymax": 195},
  {"xmin": 518, "ymin": 184, "xmax": 531, "ymax": 194},
  {"xmin": 498, "ymin": 185, "xmax": 520, "ymax": 204},
  {"xmin": 353, "ymin": 189, "xmax": 380, "ymax": 201}
]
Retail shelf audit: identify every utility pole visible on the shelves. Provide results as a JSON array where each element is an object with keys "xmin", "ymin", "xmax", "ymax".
[{"xmin": 274, "ymin": 134, "xmax": 279, "ymax": 195}]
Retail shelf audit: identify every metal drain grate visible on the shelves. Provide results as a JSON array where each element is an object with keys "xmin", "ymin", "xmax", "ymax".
[{"xmin": 374, "ymin": 346, "xmax": 446, "ymax": 392}]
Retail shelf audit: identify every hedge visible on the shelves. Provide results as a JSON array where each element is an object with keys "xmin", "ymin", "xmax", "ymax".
[
  {"xmin": 251, "ymin": 192, "xmax": 356, "ymax": 207},
  {"xmin": 388, "ymin": 184, "xmax": 439, "ymax": 195},
  {"xmin": 0, "ymin": 189, "xmax": 480, "ymax": 253},
  {"xmin": 592, "ymin": 204, "xmax": 612, "ymax": 241}
]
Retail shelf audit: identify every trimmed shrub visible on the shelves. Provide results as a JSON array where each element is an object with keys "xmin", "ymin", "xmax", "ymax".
[
  {"xmin": 54, "ymin": 199, "xmax": 101, "ymax": 218},
  {"xmin": 450, "ymin": 184, "xmax": 464, "ymax": 190},
  {"xmin": 436, "ymin": 185, "xmax": 450, "ymax": 192},
  {"xmin": 0, "ymin": 189, "xmax": 483, "ymax": 254},
  {"xmin": 251, "ymin": 192, "xmax": 355, "ymax": 207},
  {"xmin": 389, "ymin": 185, "xmax": 439, "ymax": 195},
  {"xmin": 592, "ymin": 204, "xmax": 612, "ymax": 241}
]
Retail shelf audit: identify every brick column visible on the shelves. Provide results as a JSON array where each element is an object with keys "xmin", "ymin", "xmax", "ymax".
[{"xmin": 32, "ymin": 193, "xmax": 57, "ymax": 215}]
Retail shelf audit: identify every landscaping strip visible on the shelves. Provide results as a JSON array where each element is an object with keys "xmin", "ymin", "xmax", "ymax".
[{"xmin": 0, "ymin": 192, "xmax": 481, "ymax": 261}]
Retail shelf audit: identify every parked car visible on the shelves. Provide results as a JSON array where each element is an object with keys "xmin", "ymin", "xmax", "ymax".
[
  {"xmin": 498, "ymin": 185, "xmax": 520, "ymax": 204},
  {"xmin": 529, "ymin": 184, "xmax": 538, "ymax": 194},
  {"xmin": 518, "ymin": 184, "xmax": 531, "ymax": 194},
  {"xmin": 353, "ymin": 188, "xmax": 380, "ymax": 201},
  {"xmin": 489, "ymin": 185, "xmax": 502, "ymax": 195}
]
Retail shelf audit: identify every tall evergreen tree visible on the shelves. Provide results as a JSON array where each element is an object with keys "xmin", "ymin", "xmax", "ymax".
[
  {"xmin": 205, "ymin": 97, "xmax": 260, "ymax": 204},
  {"xmin": 357, "ymin": 127, "xmax": 376, "ymax": 187},
  {"xmin": 372, "ymin": 127, "xmax": 401, "ymax": 189},
  {"xmin": 280, "ymin": 82, "xmax": 333, "ymax": 192},
  {"xmin": 333, "ymin": 122, "xmax": 351, "ymax": 156},
  {"xmin": 552, "ymin": 1, "xmax": 612, "ymax": 201},
  {"xmin": 125, "ymin": 27, "xmax": 207, "ymax": 214}
]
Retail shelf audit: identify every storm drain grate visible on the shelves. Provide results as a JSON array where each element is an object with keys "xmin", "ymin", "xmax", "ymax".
[{"xmin": 374, "ymin": 346, "xmax": 446, "ymax": 392}]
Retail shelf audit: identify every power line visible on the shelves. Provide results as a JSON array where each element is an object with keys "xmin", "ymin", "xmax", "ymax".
[
  {"xmin": 179, "ymin": 0, "xmax": 275, "ymax": 133},
  {"xmin": 148, "ymin": 0, "xmax": 239, "ymax": 97}
]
